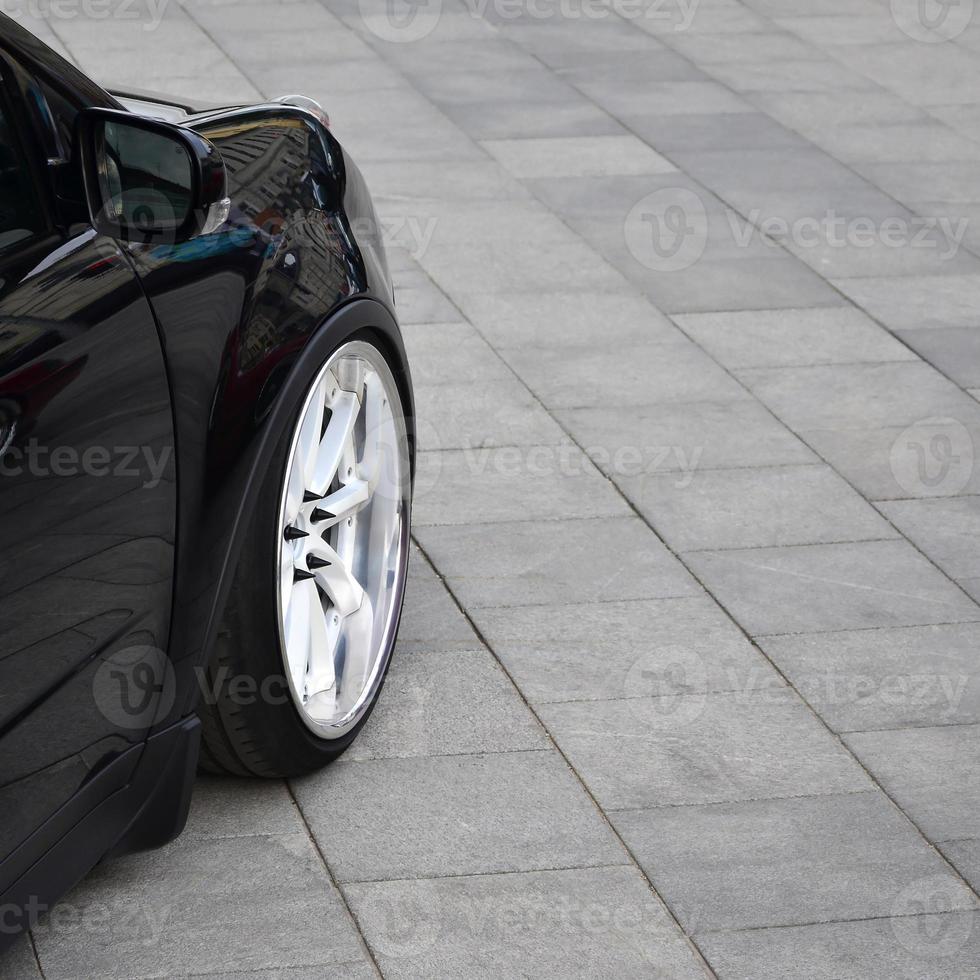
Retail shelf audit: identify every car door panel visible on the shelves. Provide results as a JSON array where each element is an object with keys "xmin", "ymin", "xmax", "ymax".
[{"xmin": 0, "ymin": 230, "xmax": 177, "ymax": 862}]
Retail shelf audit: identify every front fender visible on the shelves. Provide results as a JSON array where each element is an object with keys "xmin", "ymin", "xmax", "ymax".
[{"xmin": 164, "ymin": 297, "xmax": 414, "ymax": 725}]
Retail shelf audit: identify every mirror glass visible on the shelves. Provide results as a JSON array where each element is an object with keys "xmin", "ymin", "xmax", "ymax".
[{"xmin": 97, "ymin": 121, "xmax": 193, "ymax": 233}]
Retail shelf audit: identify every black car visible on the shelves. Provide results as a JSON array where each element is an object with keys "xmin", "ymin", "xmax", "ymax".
[{"xmin": 0, "ymin": 14, "xmax": 414, "ymax": 948}]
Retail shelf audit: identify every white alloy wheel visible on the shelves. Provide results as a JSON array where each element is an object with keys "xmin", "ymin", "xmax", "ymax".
[{"xmin": 276, "ymin": 340, "xmax": 409, "ymax": 738}]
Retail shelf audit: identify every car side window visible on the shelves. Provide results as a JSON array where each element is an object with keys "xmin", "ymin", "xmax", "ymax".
[{"xmin": 0, "ymin": 101, "xmax": 46, "ymax": 253}]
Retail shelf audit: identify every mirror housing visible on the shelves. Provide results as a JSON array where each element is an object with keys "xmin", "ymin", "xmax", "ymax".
[{"xmin": 77, "ymin": 107, "xmax": 229, "ymax": 244}]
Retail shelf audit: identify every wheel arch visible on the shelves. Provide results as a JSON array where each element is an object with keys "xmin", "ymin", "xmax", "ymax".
[{"xmin": 164, "ymin": 296, "xmax": 415, "ymax": 726}]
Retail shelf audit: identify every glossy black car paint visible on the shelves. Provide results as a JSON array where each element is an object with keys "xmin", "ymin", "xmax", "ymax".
[{"xmin": 0, "ymin": 14, "xmax": 411, "ymax": 948}]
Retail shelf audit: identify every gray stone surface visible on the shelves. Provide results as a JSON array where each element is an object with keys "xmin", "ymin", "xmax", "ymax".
[
  {"xmin": 878, "ymin": 497, "xmax": 980, "ymax": 588},
  {"xmin": 32, "ymin": 835, "xmax": 367, "ymax": 979},
  {"xmin": 698, "ymin": 912, "xmax": 980, "ymax": 980},
  {"xmin": 613, "ymin": 792, "xmax": 977, "ymax": 932},
  {"xmin": 686, "ymin": 540, "xmax": 980, "ymax": 636},
  {"xmin": 758, "ymin": 624, "xmax": 980, "ymax": 731},
  {"xmin": 557, "ymin": 398, "xmax": 817, "ymax": 474},
  {"xmin": 941, "ymin": 839, "xmax": 980, "ymax": 893},
  {"xmin": 412, "ymin": 446, "xmax": 630, "ymax": 526},
  {"xmin": 739, "ymin": 361, "xmax": 979, "ymax": 431},
  {"xmin": 0, "ymin": 938, "xmax": 42, "ymax": 980},
  {"xmin": 471, "ymin": 595, "xmax": 783, "ymax": 705},
  {"xmin": 346, "ymin": 648, "xmax": 548, "ymax": 760},
  {"xmin": 502, "ymin": 339, "xmax": 751, "ymax": 410},
  {"xmin": 845, "ymin": 724, "xmax": 980, "ymax": 842},
  {"xmin": 539, "ymin": 693, "xmax": 870, "ymax": 810},
  {"xmin": 293, "ymin": 751, "xmax": 627, "ymax": 882},
  {"xmin": 673, "ymin": 307, "xmax": 917, "ymax": 369},
  {"xmin": 415, "ymin": 516, "xmax": 700, "ymax": 608},
  {"xmin": 622, "ymin": 463, "xmax": 896, "ymax": 551},
  {"xmin": 345, "ymin": 867, "xmax": 706, "ymax": 979}
]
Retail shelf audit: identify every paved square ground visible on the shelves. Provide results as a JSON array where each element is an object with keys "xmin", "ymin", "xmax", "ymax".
[{"xmin": 7, "ymin": 0, "xmax": 980, "ymax": 977}]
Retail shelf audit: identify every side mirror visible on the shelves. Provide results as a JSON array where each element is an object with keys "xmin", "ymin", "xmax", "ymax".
[{"xmin": 78, "ymin": 108, "xmax": 230, "ymax": 244}]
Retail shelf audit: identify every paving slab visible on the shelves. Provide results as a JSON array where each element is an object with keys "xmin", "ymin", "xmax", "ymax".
[
  {"xmin": 480, "ymin": 135, "xmax": 676, "ymax": 179},
  {"xmin": 800, "ymin": 421, "xmax": 980, "ymax": 501},
  {"xmin": 346, "ymin": 648, "xmax": 548, "ymax": 761},
  {"xmin": 738, "ymin": 361, "xmax": 979, "ymax": 431},
  {"xmin": 401, "ymin": 321, "xmax": 510, "ymax": 386},
  {"xmin": 698, "ymin": 911, "xmax": 980, "ymax": 979},
  {"xmin": 292, "ymin": 751, "xmax": 627, "ymax": 882},
  {"xmin": 833, "ymin": 273, "xmax": 980, "ymax": 331},
  {"xmin": 396, "ymin": 560, "xmax": 483, "ymax": 655},
  {"xmin": 182, "ymin": 777, "xmax": 302, "ymax": 840},
  {"xmin": 758, "ymin": 624, "xmax": 980, "ymax": 732},
  {"xmin": 344, "ymin": 866, "xmax": 706, "ymax": 980},
  {"xmin": 622, "ymin": 463, "xmax": 896, "ymax": 551},
  {"xmin": 613, "ymin": 792, "xmax": 976, "ymax": 933},
  {"xmin": 471, "ymin": 595, "xmax": 783, "ymax": 705},
  {"xmin": 455, "ymin": 289, "xmax": 680, "ymax": 349},
  {"xmin": 0, "ymin": 937, "xmax": 42, "ymax": 980},
  {"xmin": 539, "ymin": 692, "xmax": 870, "ymax": 810},
  {"xmin": 558, "ymin": 398, "xmax": 816, "ymax": 475},
  {"xmin": 896, "ymin": 327, "xmax": 980, "ymax": 388},
  {"xmin": 941, "ymin": 839, "xmax": 980, "ymax": 893},
  {"xmin": 879, "ymin": 497, "xmax": 980, "ymax": 591},
  {"xmin": 412, "ymin": 446, "xmax": 630, "ymax": 526},
  {"xmin": 414, "ymin": 516, "xmax": 700, "ymax": 609},
  {"xmin": 31, "ymin": 835, "xmax": 366, "ymax": 980},
  {"xmin": 502, "ymin": 340, "xmax": 750, "ymax": 410},
  {"xmin": 845, "ymin": 724, "xmax": 980, "ymax": 842},
  {"xmin": 673, "ymin": 307, "xmax": 918, "ymax": 369},
  {"xmin": 413, "ymin": 378, "xmax": 568, "ymax": 451},
  {"xmin": 685, "ymin": 540, "xmax": 980, "ymax": 636}
]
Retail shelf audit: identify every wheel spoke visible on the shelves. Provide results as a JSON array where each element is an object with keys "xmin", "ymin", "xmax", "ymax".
[
  {"xmin": 297, "ymin": 378, "xmax": 326, "ymax": 491},
  {"xmin": 283, "ymin": 579, "xmax": 314, "ymax": 699},
  {"xmin": 340, "ymin": 595, "xmax": 375, "ymax": 697},
  {"xmin": 306, "ymin": 586, "xmax": 337, "ymax": 696},
  {"xmin": 307, "ymin": 541, "xmax": 364, "ymax": 616},
  {"xmin": 313, "ymin": 479, "xmax": 371, "ymax": 530},
  {"xmin": 309, "ymin": 390, "xmax": 359, "ymax": 498}
]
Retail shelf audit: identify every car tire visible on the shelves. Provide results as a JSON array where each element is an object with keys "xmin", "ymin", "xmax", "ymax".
[{"xmin": 198, "ymin": 332, "xmax": 412, "ymax": 777}]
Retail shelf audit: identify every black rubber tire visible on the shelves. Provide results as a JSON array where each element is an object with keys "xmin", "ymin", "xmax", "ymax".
[{"xmin": 198, "ymin": 332, "xmax": 411, "ymax": 778}]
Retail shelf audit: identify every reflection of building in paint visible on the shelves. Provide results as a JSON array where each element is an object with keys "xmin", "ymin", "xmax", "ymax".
[
  {"xmin": 215, "ymin": 123, "xmax": 308, "ymax": 226},
  {"xmin": 210, "ymin": 119, "xmax": 350, "ymax": 328},
  {"xmin": 239, "ymin": 313, "xmax": 279, "ymax": 372}
]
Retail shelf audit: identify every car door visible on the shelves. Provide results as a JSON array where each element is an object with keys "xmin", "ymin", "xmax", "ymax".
[{"xmin": 0, "ymin": 54, "xmax": 177, "ymax": 867}]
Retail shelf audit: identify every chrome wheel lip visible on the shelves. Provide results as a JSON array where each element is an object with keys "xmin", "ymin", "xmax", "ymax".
[{"xmin": 275, "ymin": 339, "xmax": 410, "ymax": 740}]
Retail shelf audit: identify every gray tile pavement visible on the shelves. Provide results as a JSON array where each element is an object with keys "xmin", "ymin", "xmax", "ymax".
[
  {"xmin": 10, "ymin": 0, "xmax": 980, "ymax": 976},
  {"xmin": 612, "ymin": 792, "xmax": 977, "ymax": 932},
  {"xmin": 414, "ymin": 515, "xmax": 701, "ymax": 608}
]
